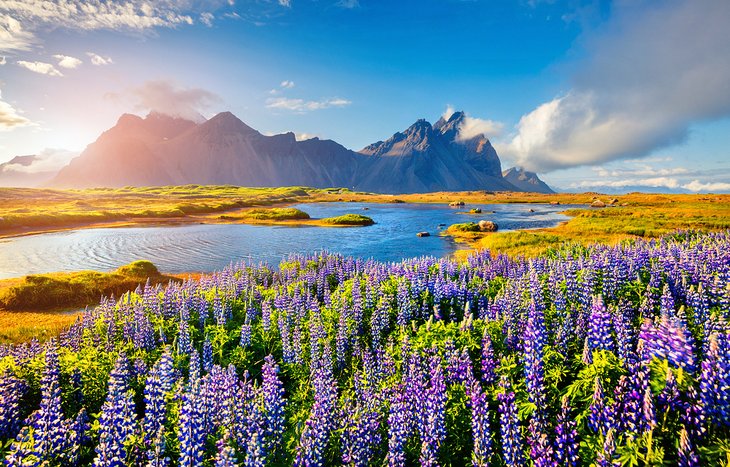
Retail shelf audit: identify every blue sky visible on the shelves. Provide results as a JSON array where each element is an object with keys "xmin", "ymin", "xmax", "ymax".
[{"xmin": 1, "ymin": 0, "xmax": 729, "ymax": 192}]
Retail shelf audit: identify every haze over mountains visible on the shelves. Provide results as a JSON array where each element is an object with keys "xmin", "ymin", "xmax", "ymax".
[{"xmin": 46, "ymin": 110, "xmax": 554, "ymax": 194}]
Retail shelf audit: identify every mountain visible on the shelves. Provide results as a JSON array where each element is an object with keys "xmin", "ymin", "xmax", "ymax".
[
  {"xmin": 502, "ymin": 167, "xmax": 555, "ymax": 194},
  {"xmin": 358, "ymin": 111, "xmax": 514, "ymax": 192},
  {"xmin": 0, "ymin": 155, "xmax": 58, "ymax": 187},
  {"xmin": 48, "ymin": 110, "xmax": 543, "ymax": 193}
]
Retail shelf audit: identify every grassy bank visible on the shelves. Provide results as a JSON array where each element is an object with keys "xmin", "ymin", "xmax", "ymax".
[
  {"xmin": 0, "ymin": 260, "xmax": 186, "ymax": 344},
  {"xmin": 448, "ymin": 194, "xmax": 730, "ymax": 257}
]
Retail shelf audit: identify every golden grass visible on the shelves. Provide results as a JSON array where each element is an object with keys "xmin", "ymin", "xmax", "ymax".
[{"xmin": 0, "ymin": 310, "xmax": 80, "ymax": 345}]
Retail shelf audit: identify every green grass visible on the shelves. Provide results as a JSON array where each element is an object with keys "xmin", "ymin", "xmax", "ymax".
[
  {"xmin": 0, "ymin": 260, "xmax": 167, "ymax": 312},
  {"xmin": 320, "ymin": 214, "xmax": 375, "ymax": 226},
  {"xmin": 447, "ymin": 222, "xmax": 481, "ymax": 232},
  {"xmin": 220, "ymin": 207, "xmax": 311, "ymax": 221}
]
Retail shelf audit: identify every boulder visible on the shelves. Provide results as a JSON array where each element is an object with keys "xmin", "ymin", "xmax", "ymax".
[
  {"xmin": 550, "ymin": 201, "xmax": 560, "ymax": 205},
  {"xmin": 470, "ymin": 208, "xmax": 482, "ymax": 214},
  {"xmin": 528, "ymin": 208, "xmax": 535, "ymax": 212},
  {"xmin": 591, "ymin": 200, "xmax": 606, "ymax": 208},
  {"xmin": 449, "ymin": 201, "xmax": 465, "ymax": 207},
  {"xmin": 478, "ymin": 220, "xmax": 498, "ymax": 232},
  {"xmin": 416, "ymin": 231, "xmax": 430, "ymax": 237},
  {"xmin": 609, "ymin": 198, "xmax": 619, "ymax": 205}
]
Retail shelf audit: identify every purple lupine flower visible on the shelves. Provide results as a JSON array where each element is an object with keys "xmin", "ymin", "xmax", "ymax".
[
  {"xmin": 527, "ymin": 418, "xmax": 555, "ymax": 467},
  {"xmin": 588, "ymin": 377, "xmax": 609, "ymax": 435},
  {"xmin": 294, "ymin": 364, "xmax": 338, "ymax": 467},
  {"xmin": 682, "ymin": 386, "xmax": 706, "ymax": 443},
  {"xmin": 6, "ymin": 345, "xmax": 69, "ymax": 465},
  {"xmin": 480, "ymin": 332, "xmax": 497, "ymax": 385},
  {"xmin": 143, "ymin": 348, "xmax": 176, "ymax": 462},
  {"xmin": 554, "ymin": 396, "xmax": 578, "ymax": 467},
  {"xmin": 699, "ymin": 331, "xmax": 730, "ymax": 427},
  {"xmin": 677, "ymin": 425, "xmax": 699, "ymax": 467},
  {"xmin": 215, "ymin": 430, "xmax": 238, "ymax": 467},
  {"xmin": 261, "ymin": 355, "xmax": 286, "ymax": 458},
  {"xmin": 498, "ymin": 376, "xmax": 526, "ymax": 466},
  {"xmin": 202, "ymin": 336, "xmax": 213, "ymax": 374},
  {"xmin": 386, "ymin": 385, "xmax": 411, "ymax": 467},
  {"xmin": 419, "ymin": 354, "xmax": 446, "ymax": 467},
  {"xmin": 240, "ymin": 323, "xmax": 252, "ymax": 348},
  {"xmin": 0, "ymin": 372, "xmax": 27, "ymax": 439},
  {"xmin": 658, "ymin": 368, "xmax": 681, "ymax": 411},
  {"xmin": 639, "ymin": 315, "xmax": 696, "ymax": 373},
  {"xmin": 340, "ymin": 396, "xmax": 382, "ymax": 467},
  {"xmin": 595, "ymin": 430, "xmax": 619, "ymax": 467},
  {"xmin": 94, "ymin": 354, "xmax": 138, "ymax": 467},
  {"xmin": 467, "ymin": 380, "xmax": 492, "ymax": 467},
  {"xmin": 178, "ymin": 386, "xmax": 207, "ymax": 467},
  {"xmin": 523, "ymin": 301, "xmax": 547, "ymax": 429},
  {"xmin": 244, "ymin": 431, "xmax": 266, "ymax": 467},
  {"xmin": 587, "ymin": 296, "xmax": 615, "ymax": 353}
]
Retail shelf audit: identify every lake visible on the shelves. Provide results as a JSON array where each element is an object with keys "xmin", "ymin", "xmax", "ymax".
[{"xmin": 0, "ymin": 202, "xmax": 573, "ymax": 278}]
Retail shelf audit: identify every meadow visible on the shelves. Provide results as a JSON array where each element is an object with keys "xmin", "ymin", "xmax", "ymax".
[{"xmin": 0, "ymin": 230, "xmax": 728, "ymax": 466}]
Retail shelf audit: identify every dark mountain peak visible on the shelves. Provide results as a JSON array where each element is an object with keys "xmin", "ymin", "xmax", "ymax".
[
  {"xmin": 502, "ymin": 166, "xmax": 555, "ymax": 194},
  {"xmin": 434, "ymin": 110, "xmax": 469, "ymax": 142},
  {"xmin": 200, "ymin": 111, "xmax": 258, "ymax": 136},
  {"xmin": 115, "ymin": 113, "xmax": 144, "ymax": 128},
  {"xmin": 2, "ymin": 155, "xmax": 38, "ymax": 167}
]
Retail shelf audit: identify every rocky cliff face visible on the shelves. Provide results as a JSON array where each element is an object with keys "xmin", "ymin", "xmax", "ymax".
[{"xmin": 49, "ymin": 110, "xmax": 542, "ymax": 193}]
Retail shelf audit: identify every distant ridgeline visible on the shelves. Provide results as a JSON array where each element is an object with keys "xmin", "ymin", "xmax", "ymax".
[{"xmin": 49, "ymin": 111, "xmax": 554, "ymax": 194}]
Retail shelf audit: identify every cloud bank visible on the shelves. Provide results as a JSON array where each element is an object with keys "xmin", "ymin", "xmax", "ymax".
[
  {"xmin": 0, "ymin": 89, "xmax": 33, "ymax": 130},
  {"xmin": 130, "ymin": 80, "xmax": 219, "ymax": 121},
  {"xmin": 266, "ymin": 96, "xmax": 351, "ymax": 113},
  {"xmin": 16, "ymin": 60, "xmax": 63, "ymax": 76},
  {"xmin": 499, "ymin": 0, "xmax": 730, "ymax": 173}
]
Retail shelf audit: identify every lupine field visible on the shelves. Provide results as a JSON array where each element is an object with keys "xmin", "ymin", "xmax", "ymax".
[{"xmin": 1, "ymin": 231, "xmax": 729, "ymax": 466}]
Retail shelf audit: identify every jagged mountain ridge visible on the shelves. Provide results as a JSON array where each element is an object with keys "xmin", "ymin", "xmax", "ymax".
[
  {"xmin": 49, "ymin": 110, "xmax": 553, "ymax": 193},
  {"xmin": 502, "ymin": 167, "xmax": 555, "ymax": 194}
]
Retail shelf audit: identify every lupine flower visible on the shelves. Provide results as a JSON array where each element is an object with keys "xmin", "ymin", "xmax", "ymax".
[
  {"xmin": 261, "ymin": 355, "xmax": 286, "ymax": 458},
  {"xmin": 498, "ymin": 376, "xmax": 526, "ymax": 466},
  {"xmin": 480, "ymin": 332, "xmax": 497, "ymax": 385},
  {"xmin": 467, "ymin": 380, "xmax": 493, "ymax": 466},
  {"xmin": 677, "ymin": 425, "xmax": 699, "ymax": 467},
  {"xmin": 240, "ymin": 323, "xmax": 252, "ymax": 348},
  {"xmin": 587, "ymin": 296, "xmax": 615, "ymax": 353},
  {"xmin": 386, "ymin": 385, "xmax": 411, "ymax": 467},
  {"xmin": 588, "ymin": 377, "xmax": 609, "ymax": 435},
  {"xmin": 143, "ymin": 348, "xmax": 176, "ymax": 461},
  {"xmin": 595, "ymin": 429, "xmax": 619, "ymax": 467},
  {"xmin": 202, "ymin": 336, "xmax": 214, "ymax": 373},
  {"xmin": 294, "ymin": 364, "xmax": 338, "ymax": 467},
  {"xmin": 523, "ymin": 301, "xmax": 548, "ymax": 428},
  {"xmin": 94, "ymin": 354, "xmax": 138, "ymax": 467},
  {"xmin": 0, "ymin": 373, "xmax": 27, "ymax": 439},
  {"xmin": 419, "ymin": 355, "xmax": 446, "ymax": 467},
  {"xmin": 554, "ymin": 396, "xmax": 578, "ymax": 467},
  {"xmin": 639, "ymin": 315, "xmax": 696, "ymax": 373}
]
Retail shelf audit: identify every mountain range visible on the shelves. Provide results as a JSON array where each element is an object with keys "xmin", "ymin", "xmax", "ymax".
[{"xmin": 45, "ymin": 110, "xmax": 553, "ymax": 193}]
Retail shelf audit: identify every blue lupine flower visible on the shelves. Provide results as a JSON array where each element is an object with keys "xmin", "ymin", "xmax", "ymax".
[
  {"xmin": 419, "ymin": 354, "xmax": 446, "ymax": 467},
  {"xmin": 94, "ymin": 354, "xmax": 138, "ymax": 467},
  {"xmin": 554, "ymin": 396, "xmax": 578, "ymax": 467},
  {"xmin": 498, "ymin": 376, "xmax": 525, "ymax": 466}
]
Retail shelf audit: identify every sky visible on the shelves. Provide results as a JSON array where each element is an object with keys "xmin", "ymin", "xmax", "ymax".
[{"xmin": 0, "ymin": 0, "xmax": 729, "ymax": 192}]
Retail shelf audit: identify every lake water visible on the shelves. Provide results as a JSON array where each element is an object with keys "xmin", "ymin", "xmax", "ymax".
[{"xmin": 0, "ymin": 202, "xmax": 573, "ymax": 278}]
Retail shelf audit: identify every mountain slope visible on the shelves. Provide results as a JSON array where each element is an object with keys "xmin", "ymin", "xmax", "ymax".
[
  {"xmin": 0, "ymin": 155, "xmax": 57, "ymax": 187},
  {"xmin": 502, "ymin": 167, "xmax": 555, "ymax": 194}
]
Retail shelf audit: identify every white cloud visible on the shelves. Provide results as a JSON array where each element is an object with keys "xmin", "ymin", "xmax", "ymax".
[
  {"xmin": 87, "ymin": 52, "xmax": 113, "ymax": 66},
  {"xmin": 278, "ymin": 0, "xmax": 292, "ymax": 7},
  {"xmin": 16, "ymin": 60, "xmax": 63, "ymax": 76},
  {"xmin": 295, "ymin": 133, "xmax": 319, "ymax": 141},
  {"xmin": 336, "ymin": 0, "xmax": 360, "ymax": 9},
  {"xmin": 500, "ymin": 0, "xmax": 730, "ymax": 172},
  {"xmin": 266, "ymin": 96, "xmax": 351, "ymax": 112},
  {"xmin": 129, "ymin": 80, "xmax": 219, "ymax": 121},
  {"xmin": 570, "ymin": 177, "xmax": 681, "ymax": 190},
  {"xmin": 53, "ymin": 54, "xmax": 82, "ymax": 69},
  {"xmin": 0, "ymin": 14, "xmax": 35, "ymax": 52},
  {"xmin": 200, "ymin": 12, "xmax": 214, "ymax": 27},
  {"xmin": 280, "ymin": 80, "xmax": 295, "ymax": 89},
  {"xmin": 0, "ymin": 89, "xmax": 33, "ymax": 130},
  {"xmin": 442, "ymin": 105, "xmax": 455, "ymax": 121},
  {"xmin": 0, "ymin": 56, "xmax": 6, "ymax": 65},
  {"xmin": 682, "ymin": 180, "xmax": 730, "ymax": 193},
  {"xmin": 456, "ymin": 115, "xmax": 504, "ymax": 141}
]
